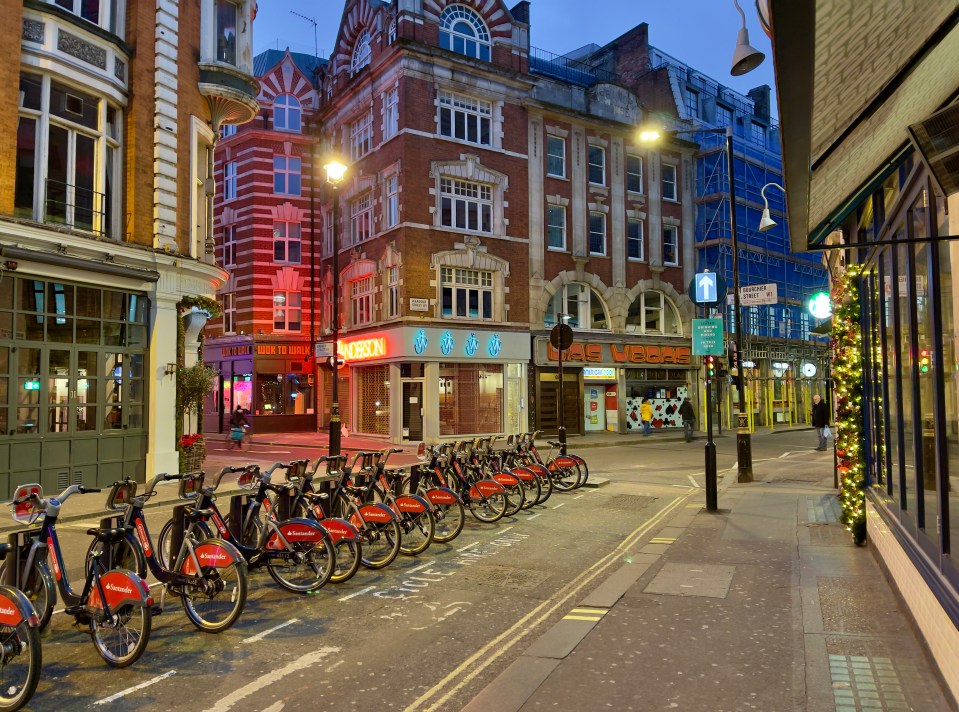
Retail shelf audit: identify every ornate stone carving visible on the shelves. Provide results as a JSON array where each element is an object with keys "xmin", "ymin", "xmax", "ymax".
[
  {"xmin": 58, "ymin": 30, "xmax": 107, "ymax": 69},
  {"xmin": 114, "ymin": 57, "xmax": 126, "ymax": 81},
  {"xmin": 22, "ymin": 19, "xmax": 44, "ymax": 43}
]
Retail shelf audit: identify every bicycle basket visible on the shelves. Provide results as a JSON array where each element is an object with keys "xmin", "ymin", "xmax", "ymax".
[
  {"xmin": 179, "ymin": 473, "xmax": 204, "ymax": 500},
  {"xmin": 106, "ymin": 480, "xmax": 137, "ymax": 510},
  {"xmin": 11, "ymin": 484, "xmax": 42, "ymax": 524}
]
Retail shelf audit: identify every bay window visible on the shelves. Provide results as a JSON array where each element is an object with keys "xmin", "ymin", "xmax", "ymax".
[
  {"xmin": 51, "ymin": 0, "xmax": 125, "ymax": 36},
  {"xmin": 216, "ymin": 0, "xmax": 239, "ymax": 66}
]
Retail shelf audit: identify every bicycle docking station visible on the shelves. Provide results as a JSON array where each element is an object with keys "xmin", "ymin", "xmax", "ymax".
[{"xmin": 2, "ymin": 529, "xmax": 41, "ymax": 589}]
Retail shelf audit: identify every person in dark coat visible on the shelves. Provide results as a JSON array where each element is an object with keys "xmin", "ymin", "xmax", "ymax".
[
  {"xmin": 678, "ymin": 397, "xmax": 695, "ymax": 442},
  {"xmin": 811, "ymin": 394, "xmax": 829, "ymax": 450}
]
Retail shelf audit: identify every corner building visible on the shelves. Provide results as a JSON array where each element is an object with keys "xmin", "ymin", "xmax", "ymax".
[{"xmin": 0, "ymin": 0, "xmax": 258, "ymax": 493}]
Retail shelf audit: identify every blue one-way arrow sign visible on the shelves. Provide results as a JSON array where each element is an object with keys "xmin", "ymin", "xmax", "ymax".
[{"xmin": 688, "ymin": 272, "xmax": 727, "ymax": 306}]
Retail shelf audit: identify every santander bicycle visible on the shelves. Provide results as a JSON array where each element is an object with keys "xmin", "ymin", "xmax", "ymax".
[{"xmin": 0, "ymin": 550, "xmax": 41, "ymax": 711}]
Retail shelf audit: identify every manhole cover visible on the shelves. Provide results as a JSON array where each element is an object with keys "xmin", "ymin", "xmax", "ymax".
[
  {"xmin": 601, "ymin": 494, "xmax": 655, "ymax": 512},
  {"xmin": 807, "ymin": 524, "xmax": 850, "ymax": 546},
  {"xmin": 460, "ymin": 565, "xmax": 551, "ymax": 590}
]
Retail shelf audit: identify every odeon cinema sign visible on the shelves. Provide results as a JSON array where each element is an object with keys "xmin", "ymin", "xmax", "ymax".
[{"xmin": 540, "ymin": 339, "xmax": 691, "ymax": 366}]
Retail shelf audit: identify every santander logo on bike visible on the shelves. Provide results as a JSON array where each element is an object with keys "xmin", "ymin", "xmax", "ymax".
[
  {"xmin": 105, "ymin": 582, "xmax": 134, "ymax": 595},
  {"xmin": 0, "ymin": 606, "xmax": 17, "ymax": 617},
  {"xmin": 199, "ymin": 550, "xmax": 230, "ymax": 564},
  {"xmin": 135, "ymin": 520, "xmax": 152, "ymax": 556},
  {"xmin": 284, "ymin": 528, "xmax": 320, "ymax": 540}
]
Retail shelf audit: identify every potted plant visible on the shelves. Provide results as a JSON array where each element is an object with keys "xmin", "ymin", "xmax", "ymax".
[{"xmin": 179, "ymin": 433, "xmax": 206, "ymax": 473}]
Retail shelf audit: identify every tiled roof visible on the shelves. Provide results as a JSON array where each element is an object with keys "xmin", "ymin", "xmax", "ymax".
[{"xmin": 253, "ymin": 49, "xmax": 327, "ymax": 81}]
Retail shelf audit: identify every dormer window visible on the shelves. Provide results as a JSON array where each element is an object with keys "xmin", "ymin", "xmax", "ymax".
[
  {"xmin": 273, "ymin": 94, "xmax": 301, "ymax": 133},
  {"xmin": 351, "ymin": 30, "xmax": 372, "ymax": 74},
  {"xmin": 439, "ymin": 5, "xmax": 491, "ymax": 62}
]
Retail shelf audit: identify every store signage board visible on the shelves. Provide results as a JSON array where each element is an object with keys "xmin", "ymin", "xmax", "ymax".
[
  {"xmin": 739, "ymin": 283, "xmax": 778, "ymax": 306},
  {"xmin": 321, "ymin": 327, "xmax": 531, "ymax": 364},
  {"xmin": 583, "ymin": 367, "xmax": 616, "ymax": 380},
  {"xmin": 692, "ymin": 318, "xmax": 725, "ymax": 356},
  {"xmin": 409, "ymin": 298, "xmax": 430, "ymax": 312}
]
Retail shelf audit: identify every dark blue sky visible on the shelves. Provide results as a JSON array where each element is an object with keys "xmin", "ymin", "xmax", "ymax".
[{"xmin": 254, "ymin": 0, "xmax": 775, "ymax": 110}]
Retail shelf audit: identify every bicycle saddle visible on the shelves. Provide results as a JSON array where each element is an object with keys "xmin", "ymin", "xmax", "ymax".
[{"xmin": 87, "ymin": 526, "xmax": 130, "ymax": 543}]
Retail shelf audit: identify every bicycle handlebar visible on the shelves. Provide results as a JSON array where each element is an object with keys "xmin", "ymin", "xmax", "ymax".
[
  {"xmin": 143, "ymin": 472, "xmax": 184, "ymax": 497},
  {"xmin": 12, "ymin": 484, "xmax": 100, "ymax": 512}
]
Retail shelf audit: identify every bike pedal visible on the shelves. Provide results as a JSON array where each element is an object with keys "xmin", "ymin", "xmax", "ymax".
[
  {"xmin": 63, "ymin": 604, "xmax": 84, "ymax": 616},
  {"xmin": 150, "ymin": 605, "xmax": 163, "ymax": 616}
]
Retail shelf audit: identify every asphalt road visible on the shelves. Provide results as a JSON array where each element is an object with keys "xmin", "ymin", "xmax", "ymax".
[{"xmin": 13, "ymin": 430, "xmax": 816, "ymax": 711}]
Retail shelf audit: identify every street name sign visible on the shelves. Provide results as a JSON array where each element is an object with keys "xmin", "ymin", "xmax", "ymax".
[
  {"xmin": 692, "ymin": 318, "xmax": 725, "ymax": 356},
  {"xmin": 739, "ymin": 283, "xmax": 778, "ymax": 306}
]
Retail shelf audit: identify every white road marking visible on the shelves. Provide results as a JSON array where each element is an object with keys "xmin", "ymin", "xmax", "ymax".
[
  {"xmin": 779, "ymin": 451, "xmax": 792, "ymax": 458},
  {"xmin": 456, "ymin": 542, "xmax": 480, "ymax": 553},
  {"xmin": 573, "ymin": 494, "xmax": 585, "ymax": 500},
  {"xmin": 670, "ymin": 484, "xmax": 690, "ymax": 489},
  {"xmin": 259, "ymin": 703, "xmax": 285, "ymax": 712},
  {"xmin": 498, "ymin": 526, "xmax": 514, "ymax": 534},
  {"xmin": 325, "ymin": 660, "xmax": 344, "ymax": 673},
  {"xmin": 526, "ymin": 513, "xmax": 543, "ymax": 520},
  {"xmin": 204, "ymin": 647, "xmax": 339, "ymax": 712},
  {"xmin": 688, "ymin": 475, "xmax": 700, "ymax": 488},
  {"xmin": 552, "ymin": 502, "xmax": 566, "ymax": 510},
  {"xmin": 338, "ymin": 586, "xmax": 375, "ymax": 602},
  {"xmin": 94, "ymin": 671, "xmax": 176, "ymax": 705},
  {"xmin": 242, "ymin": 618, "xmax": 300, "ymax": 644},
  {"xmin": 406, "ymin": 562, "xmax": 432, "ymax": 574}
]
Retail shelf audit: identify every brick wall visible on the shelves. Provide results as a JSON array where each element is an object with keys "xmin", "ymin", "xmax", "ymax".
[
  {"xmin": 125, "ymin": 0, "xmax": 156, "ymax": 245},
  {"xmin": 0, "ymin": 2, "xmax": 25, "ymax": 216}
]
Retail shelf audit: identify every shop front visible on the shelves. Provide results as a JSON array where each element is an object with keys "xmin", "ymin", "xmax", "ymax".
[
  {"xmin": 318, "ymin": 327, "xmax": 530, "ymax": 444},
  {"xmin": 532, "ymin": 336, "xmax": 694, "ymax": 435},
  {"xmin": 203, "ymin": 338, "xmax": 316, "ymax": 434}
]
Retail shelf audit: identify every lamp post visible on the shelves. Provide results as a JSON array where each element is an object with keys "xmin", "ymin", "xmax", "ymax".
[
  {"xmin": 640, "ymin": 124, "xmax": 753, "ymax": 481},
  {"xmin": 324, "ymin": 160, "xmax": 347, "ymax": 456}
]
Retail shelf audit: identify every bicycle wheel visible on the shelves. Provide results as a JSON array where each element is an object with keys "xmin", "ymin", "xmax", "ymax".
[
  {"xmin": 359, "ymin": 520, "xmax": 401, "ymax": 570},
  {"xmin": 500, "ymin": 479, "xmax": 525, "ymax": 517},
  {"xmin": 399, "ymin": 508, "xmax": 435, "ymax": 557},
  {"xmin": 531, "ymin": 465, "xmax": 553, "ymax": 505},
  {"xmin": 549, "ymin": 460, "xmax": 580, "ymax": 492},
  {"xmin": 0, "ymin": 562, "xmax": 54, "ymax": 634},
  {"xmin": 157, "ymin": 519, "xmax": 213, "ymax": 570},
  {"xmin": 513, "ymin": 469, "xmax": 541, "ymax": 510},
  {"xmin": 266, "ymin": 537, "xmax": 335, "ymax": 593},
  {"xmin": 180, "ymin": 556, "xmax": 247, "ymax": 633},
  {"xmin": 569, "ymin": 455, "xmax": 589, "ymax": 486},
  {"xmin": 90, "ymin": 603, "xmax": 151, "ymax": 668},
  {"xmin": 331, "ymin": 539, "xmax": 362, "ymax": 584},
  {"xmin": 0, "ymin": 621, "xmax": 40, "ymax": 712},
  {"xmin": 430, "ymin": 499, "xmax": 465, "ymax": 543},
  {"xmin": 85, "ymin": 535, "xmax": 147, "ymax": 579},
  {"xmin": 468, "ymin": 491, "xmax": 506, "ymax": 523}
]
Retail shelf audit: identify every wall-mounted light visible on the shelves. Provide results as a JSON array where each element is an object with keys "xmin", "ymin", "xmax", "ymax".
[{"xmin": 165, "ymin": 363, "xmax": 177, "ymax": 377}]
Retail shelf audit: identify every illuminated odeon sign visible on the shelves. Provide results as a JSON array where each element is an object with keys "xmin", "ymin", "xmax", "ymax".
[{"xmin": 338, "ymin": 337, "xmax": 387, "ymax": 362}]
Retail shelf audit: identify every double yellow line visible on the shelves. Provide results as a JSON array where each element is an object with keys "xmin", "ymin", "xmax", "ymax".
[{"xmin": 405, "ymin": 494, "xmax": 691, "ymax": 711}]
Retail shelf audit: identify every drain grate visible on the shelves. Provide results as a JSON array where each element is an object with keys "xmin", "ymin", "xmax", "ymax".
[
  {"xmin": 806, "ymin": 495, "xmax": 842, "ymax": 524},
  {"xmin": 600, "ymin": 494, "xmax": 656, "ymax": 512},
  {"xmin": 459, "ymin": 565, "xmax": 551, "ymax": 591},
  {"xmin": 829, "ymin": 655, "xmax": 910, "ymax": 711}
]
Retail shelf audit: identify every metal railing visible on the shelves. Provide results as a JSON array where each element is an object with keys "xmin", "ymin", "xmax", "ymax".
[
  {"xmin": 529, "ymin": 46, "xmax": 616, "ymax": 86},
  {"xmin": 44, "ymin": 178, "xmax": 107, "ymax": 236}
]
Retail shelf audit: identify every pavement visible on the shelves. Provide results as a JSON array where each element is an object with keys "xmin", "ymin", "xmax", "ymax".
[{"xmin": 460, "ymin": 442, "xmax": 958, "ymax": 712}]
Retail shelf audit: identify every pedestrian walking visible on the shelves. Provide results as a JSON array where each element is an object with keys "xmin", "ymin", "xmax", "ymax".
[
  {"xmin": 229, "ymin": 406, "xmax": 250, "ymax": 450},
  {"xmin": 640, "ymin": 400, "xmax": 653, "ymax": 437},
  {"xmin": 811, "ymin": 394, "xmax": 829, "ymax": 451},
  {"xmin": 679, "ymin": 397, "xmax": 695, "ymax": 442}
]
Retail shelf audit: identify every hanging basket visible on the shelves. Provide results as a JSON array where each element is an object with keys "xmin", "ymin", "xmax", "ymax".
[{"xmin": 179, "ymin": 435, "xmax": 206, "ymax": 474}]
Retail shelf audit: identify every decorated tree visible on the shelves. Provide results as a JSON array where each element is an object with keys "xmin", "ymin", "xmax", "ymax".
[{"xmin": 831, "ymin": 265, "xmax": 866, "ymax": 544}]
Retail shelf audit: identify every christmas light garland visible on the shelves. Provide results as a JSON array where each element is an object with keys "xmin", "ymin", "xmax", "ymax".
[{"xmin": 832, "ymin": 266, "xmax": 866, "ymax": 544}]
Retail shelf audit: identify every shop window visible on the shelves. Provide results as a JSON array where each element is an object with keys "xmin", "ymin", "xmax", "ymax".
[
  {"xmin": 438, "ymin": 91, "xmax": 491, "ymax": 146},
  {"xmin": 441, "ymin": 267, "xmax": 492, "ymax": 321},
  {"xmin": 383, "ymin": 88, "xmax": 399, "ymax": 140},
  {"xmin": 588, "ymin": 146, "xmax": 605, "ymax": 186},
  {"xmin": 273, "ymin": 155, "xmax": 301, "ymax": 196},
  {"xmin": 349, "ymin": 192, "xmax": 374, "ymax": 246},
  {"xmin": 626, "ymin": 154, "xmax": 643, "ymax": 193},
  {"xmin": 355, "ymin": 365, "xmax": 390, "ymax": 435},
  {"xmin": 273, "ymin": 290, "xmax": 301, "ymax": 332},
  {"xmin": 256, "ymin": 372, "xmax": 312, "ymax": 416},
  {"xmin": 547, "ymin": 136, "xmax": 565, "ymax": 178},
  {"xmin": 15, "ymin": 74, "xmax": 121, "ymax": 238},
  {"xmin": 626, "ymin": 290, "xmax": 682, "ymax": 335},
  {"xmin": 439, "ymin": 177, "xmax": 492, "ymax": 233},
  {"xmin": 273, "ymin": 94, "xmax": 301, "ymax": 133},
  {"xmin": 439, "ymin": 5, "xmax": 491, "ymax": 62},
  {"xmin": 547, "ymin": 205, "xmax": 566, "ymax": 251},
  {"xmin": 273, "ymin": 221, "xmax": 301, "ymax": 264},
  {"xmin": 439, "ymin": 363, "xmax": 502, "ymax": 436},
  {"xmin": 662, "ymin": 164, "xmax": 678, "ymax": 201},
  {"xmin": 663, "ymin": 225, "xmax": 679, "ymax": 265},
  {"xmin": 545, "ymin": 282, "xmax": 609, "ymax": 331},
  {"xmin": 350, "ymin": 111, "xmax": 373, "ymax": 161},
  {"xmin": 351, "ymin": 30, "xmax": 372, "ymax": 74},
  {"xmin": 351, "ymin": 276, "xmax": 374, "ymax": 326}
]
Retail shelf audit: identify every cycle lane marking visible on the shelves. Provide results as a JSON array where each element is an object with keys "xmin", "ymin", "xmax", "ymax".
[
  {"xmin": 407, "ymin": 494, "xmax": 689, "ymax": 712},
  {"xmin": 93, "ymin": 670, "xmax": 176, "ymax": 706},
  {"xmin": 242, "ymin": 618, "xmax": 299, "ymax": 644},
  {"xmin": 552, "ymin": 502, "xmax": 566, "ymax": 510},
  {"xmin": 204, "ymin": 646, "xmax": 340, "ymax": 712},
  {"xmin": 338, "ymin": 585, "xmax": 376, "ymax": 602}
]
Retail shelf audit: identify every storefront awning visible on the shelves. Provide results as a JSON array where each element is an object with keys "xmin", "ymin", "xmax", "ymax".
[{"xmin": 771, "ymin": 1, "xmax": 959, "ymax": 251}]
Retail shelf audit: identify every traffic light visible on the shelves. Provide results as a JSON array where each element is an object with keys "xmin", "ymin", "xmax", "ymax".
[
  {"xmin": 919, "ymin": 348, "xmax": 931, "ymax": 374},
  {"xmin": 704, "ymin": 355, "xmax": 717, "ymax": 380}
]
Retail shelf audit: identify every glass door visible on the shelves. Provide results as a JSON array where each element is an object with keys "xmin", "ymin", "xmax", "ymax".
[{"xmin": 403, "ymin": 381, "xmax": 423, "ymax": 441}]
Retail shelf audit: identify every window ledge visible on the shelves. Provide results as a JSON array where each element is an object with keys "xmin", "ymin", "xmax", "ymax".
[
  {"xmin": 546, "ymin": 173, "xmax": 569, "ymax": 181},
  {"xmin": 662, "ymin": 197, "xmax": 680, "ymax": 204},
  {"xmin": 547, "ymin": 247, "xmax": 568, "ymax": 253}
]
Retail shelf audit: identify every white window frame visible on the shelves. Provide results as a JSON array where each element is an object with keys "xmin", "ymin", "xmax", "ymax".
[
  {"xmin": 351, "ymin": 30, "xmax": 372, "ymax": 74},
  {"xmin": 222, "ymin": 224, "xmax": 236, "ymax": 266},
  {"xmin": 438, "ymin": 90, "xmax": 492, "ymax": 147},
  {"xmin": 439, "ymin": 5, "xmax": 491, "ymax": 61},
  {"xmin": 273, "ymin": 290, "xmax": 302, "ymax": 332},
  {"xmin": 273, "ymin": 94, "xmax": 302, "ymax": 133},
  {"xmin": 545, "ymin": 283, "xmax": 609, "ymax": 331},
  {"xmin": 220, "ymin": 124, "xmax": 237, "ymax": 139},
  {"xmin": 387, "ymin": 265, "xmax": 400, "ymax": 318},
  {"xmin": 51, "ymin": 0, "xmax": 125, "ymax": 36},
  {"xmin": 588, "ymin": 145, "xmax": 605, "ymax": 186},
  {"xmin": 385, "ymin": 175, "xmax": 399, "ymax": 228},
  {"xmin": 547, "ymin": 205, "xmax": 566, "ymax": 251},
  {"xmin": 350, "ymin": 111, "xmax": 374, "ymax": 161},
  {"xmin": 273, "ymin": 220, "xmax": 302, "ymax": 264},
  {"xmin": 626, "ymin": 154, "xmax": 643, "ymax": 193},
  {"xmin": 383, "ymin": 88, "xmax": 399, "ymax": 140},
  {"xmin": 351, "ymin": 275, "xmax": 374, "ymax": 326},
  {"xmin": 350, "ymin": 192, "xmax": 374, "ymax": 246},
  {"xmin": 662, "ymin": 163, "xmax": 678, "ymax": 201},
  {"xmin": 439, "ymin": 177, "xmax": 492, "ymax": 233},
  {"xmin": 663, "ymin": 224, "xmax": 679, "ymax": 266},
  {"xmin": 440, "ymin": 266, "xmax": 494, "ymax": 321},
  {"xmin": 273, "ymin": 155, "xmax": 301, "ymax": 196},
  {"xmin": 627, "ymin": 218, "xmax": 644, "ymax": 261},
  {"xmin": 589, "ymin": 211, "xmax": 606, "ymax": 256},
  {"xmin": 223, "ymin": 292, "xmax": 236, "ymax": 333},
  {"xmin": 626, "ymin": 290, "xmax": 682, "ymax": 335},
  {"xmin": 224, "ymin": 161, "xmax": 237, "ymax": 200},
  {"xmin": 547, "ymin": 136, "xmax": 566, "ymax": 178}
]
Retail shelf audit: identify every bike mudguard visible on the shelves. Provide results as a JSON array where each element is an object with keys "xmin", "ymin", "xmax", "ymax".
[
  {"xmin": 395, "ymin": 494, "xmax": 429, "ymax": 514},
  {"xmin": 265, "ymin": 518, "xmax": 328, "ymax": 550},
  {"xmin": 349, "ymin": 502, "xmax": 396, "ymax": 529},
  {"xmin": 492, "ymin": 472, "xmax": 520, "ymax": 487},
  {"xmin": 469, "ymin": 479, "xmax": 506, "ymax": 498},
  {"xmin": 506, "ymin": 468, "xmax": 536, "ymax": 482},
  {"xmin": 425, "ymin": 487, "xmax": 461, "ymax": 505},
  {"xmin": 524, "ymin": 463, "xmax": 550, "ymax": 477},
  {"xmin": 88, "ymin": 570, "xmax": 152, "ymax": 611},
  {"xmin": 0, "ymin": 585, "xmax": 39, "ymax": 627},
  {"xmin": 550, "ymin": 456, "xmax": 579, "ymax": 469},
  {"xmin": 317, "ymin": 518, "xmax": 359, "ymax": 544},
  {"xmin": 180, "ymin": 538, "xmax": 246, "ymax": 573}
]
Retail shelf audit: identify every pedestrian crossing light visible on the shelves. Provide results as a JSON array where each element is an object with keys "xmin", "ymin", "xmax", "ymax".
[{"xmin": 919, "ymin": 348, "xmax": 931, "ymax": 373}]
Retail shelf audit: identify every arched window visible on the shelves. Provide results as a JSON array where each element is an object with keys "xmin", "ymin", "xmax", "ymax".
[
  {"xmin": 626, "ymin": 291, "xmax": 683, "ymax": 335},
  {"xmin": 545, "ymin": 283, "xmax": 609, "ymax": 331},
  {"xmin": 439, "ymin": 5, "xmax": 491, "ymax": 62},
  {"xmin": 273, "ymin": 94, "xmax": 301, "ymax": 133},
  {"xmin": 351, "ymin": 30, "xmax": 372, "ymax": 74}
]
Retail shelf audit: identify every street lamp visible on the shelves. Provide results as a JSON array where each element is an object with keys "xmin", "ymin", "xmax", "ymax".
[
  {"xmin": 758, "ymin": 182, "xmax": 784, "ymax": 232},
  {"xmin": 324, "ymin": 159, "xmax": 347, "ymax": 456},
  {"xmin": 640, "ymin": 124, "xmax": 753, "ymax": 481}
]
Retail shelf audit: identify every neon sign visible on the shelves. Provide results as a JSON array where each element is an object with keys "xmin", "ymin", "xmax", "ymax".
[{"xmin": 338, "ymin": 337, "xmax": 387, "ymax": 362}]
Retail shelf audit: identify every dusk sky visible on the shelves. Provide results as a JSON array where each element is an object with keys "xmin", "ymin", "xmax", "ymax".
[{"xmin": 254, "ymin": 0, "xmax": 777, "ymax": 111}]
